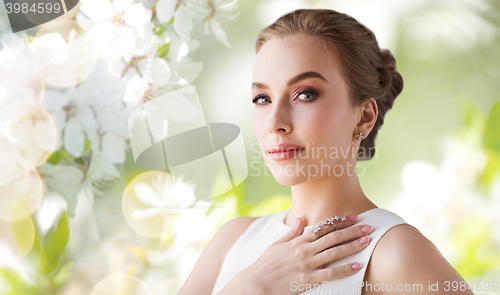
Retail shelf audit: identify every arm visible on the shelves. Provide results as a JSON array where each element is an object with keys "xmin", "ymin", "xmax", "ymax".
[
  {"xmin": 176, "ymin": 216, "xmax": 257, "ymax": 295},
  {"xmin": 363, "ymin": 224, "xmax": 474, "ymax": 295}
]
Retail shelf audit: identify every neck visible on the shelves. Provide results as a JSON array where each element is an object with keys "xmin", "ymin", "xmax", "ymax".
[{"xmin": 283, "ymin": 167, "xmax": 377, "ymax": 227}]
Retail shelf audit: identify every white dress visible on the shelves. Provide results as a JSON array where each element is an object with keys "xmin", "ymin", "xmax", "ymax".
[{"xmin": 211, "ymin": 208, "xmax": 406, "ymax": 295}]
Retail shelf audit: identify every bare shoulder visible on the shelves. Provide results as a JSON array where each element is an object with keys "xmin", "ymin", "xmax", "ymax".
[
  {"xmin": 370, "ymin": 224, "xmax": 441, "ymax": 270},
  {"xmin": 363, "ymin": 224, "xmax": 473, "ymax": 295}
]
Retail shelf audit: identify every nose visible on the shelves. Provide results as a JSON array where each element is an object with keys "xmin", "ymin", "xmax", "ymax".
[{"xmin": 267, "ymin": 97, "xmax": 292, "ymax": 135}]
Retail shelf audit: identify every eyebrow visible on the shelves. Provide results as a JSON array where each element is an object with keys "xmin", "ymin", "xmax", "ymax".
[{"xmin": 252, "ymin": 71, "xmax": 328, "ymax": 90}]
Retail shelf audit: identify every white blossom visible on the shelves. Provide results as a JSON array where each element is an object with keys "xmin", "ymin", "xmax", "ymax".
[
  {"xmin": 79, "ymin": 0, "xmax": 153, "ymax": 61},
  {"xmin": 200, "ymin": 0, "xmax": 238, "ymax": 48},
  {"xmin": 0, "ymin": 0, "xmax": 241, "ymax": 292},
  {"xmin": 0, "ymin": 99, "xmax": 57, "ymax": 166},
  {"xmin": 0, "ymin": 53, "xmax": 45, "ymax": 106},
  {"xmin": 161, "ymin": 31, "xmax": 202, "ymax": 85},
  {"xmin": 43, "ymin": 88, "xmax": 97, "ymax": 158},
  {"xmin": 156, "ymin": 0, "xmax": 177, "ymax": 24},
  {"xmin": 122, "ymin": 31, "xmax": 202, "ymax": 110},
  {"xmin": 29, "ymin": 29, "xmax": 98, "ymax": 88},
  {"xmin": 173, "ymin": 3, "xmax": 194, "ymax": 42},
  {"xmin": 156, "ymin": 0, "xmax": 236, "ymax": 47},
  {"xmin": 42, "ymin": 57, "xmax": 128, "ymax": 186}
]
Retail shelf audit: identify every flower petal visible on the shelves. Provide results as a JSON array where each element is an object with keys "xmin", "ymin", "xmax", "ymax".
[
  {"xmin": 77, "ymin": 106, "xmax": 97, "ymax": 130},
  {"xmin": 178, "ymin": 56, "xmax": 202, "ymax": 84},
  {"xmin": 113, "ymin": 0, "xmax": 133, "ymax": 13},
  {"xmin": 102, "ymin": 133, "xmax": 126, "ymax": 163},
  {"xmin": 156, "ymin": 0, "xmax": 177, "ymax": 23},
  {"xmin": 210, "ymin": 18, "xmax": 231, "ymax": 48},
  {"xmin": 173, "ymin": 5, "xmax": 193, "ymax": 42},
  {"xmin": 42, "ymin": 90, "xmax": 66, "ymax": 110},
  {"xmin": 148, "ymin": 58, "xmax": 171, "ymax": 86},
  {"xmin": 87, "ymin": 151, "xmax": 120, "ymax": 180},
  {"xmin": 64, "ymin": 118, "xmax": 85, "ymax": 157},
  {"xmin": 88, "ymin": 23, "xmax": 136, "ymax": 61},
  {"xmin": 123, "ymin": 4, "xmax": 152, "ymax": 28},
  {"xmin": 80, "ymin": 0, "xmax": 113, "ymax": 22}
]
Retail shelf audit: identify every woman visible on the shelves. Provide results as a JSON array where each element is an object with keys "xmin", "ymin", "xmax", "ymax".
[{"xmin": 177, "ymin": 9, "xmax": 474, "ymax": 295}]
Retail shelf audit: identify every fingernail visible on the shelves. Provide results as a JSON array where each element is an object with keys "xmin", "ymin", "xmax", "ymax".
[
  {"xmin": 349, "ymin": 215, "xmax": 358, "ymax": 222},
  {"xmin": 358, "ymin": 235, "xmax": 370, "ymax": 244},
  {"xmin": 294, "ymin": 216, "xmax": 299, "ymax": 226},
  {"xmin": 361, "ymin": 225, "xmax": 372, "ymax": 233},
  {"xmin": 351, "ymin": 262, "xmax": 362, "ymax": 270}
]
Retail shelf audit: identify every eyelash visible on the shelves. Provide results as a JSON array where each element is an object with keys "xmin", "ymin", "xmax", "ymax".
[{"xmin": 252, "ymin": 89, "xmax": 319, "ymax": 105}]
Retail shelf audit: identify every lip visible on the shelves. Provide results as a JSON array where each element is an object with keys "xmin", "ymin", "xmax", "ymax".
[{"xmin": 266, "ymin": 143, "xmax": 305, "ymax": 161}]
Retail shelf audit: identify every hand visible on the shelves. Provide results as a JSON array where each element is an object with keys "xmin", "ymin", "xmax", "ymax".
[{"xmin": 231, "ymin": 215, "xmax": 373, "ymax": 295}]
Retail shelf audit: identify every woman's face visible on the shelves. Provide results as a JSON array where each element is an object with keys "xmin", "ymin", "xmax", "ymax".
[{"xmin": 251, "ymin": 33, "xmax": 359, "ymax": 186}]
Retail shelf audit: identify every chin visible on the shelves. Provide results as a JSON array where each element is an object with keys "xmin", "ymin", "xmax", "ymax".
[
  {"xmin": 266, "ymin": 164, "xmax": 310, "ymax": 186},
  {"xmin": 273, "ymin": 175, "xmax": 307, "ymax": 186}
]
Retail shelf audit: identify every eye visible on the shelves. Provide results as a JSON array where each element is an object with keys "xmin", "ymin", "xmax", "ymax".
[
  {"xmin": 296, "ymin": 90, "xmax": 318, "ymax": 101},
  {"xmin": 252, "ymin": 95, "xmax": 270, "ymax": 105}
]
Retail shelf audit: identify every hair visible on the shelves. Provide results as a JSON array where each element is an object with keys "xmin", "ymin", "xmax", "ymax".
[{"xmin": 255, "ymin": 9, "xmax": 404, "ymax": 161}]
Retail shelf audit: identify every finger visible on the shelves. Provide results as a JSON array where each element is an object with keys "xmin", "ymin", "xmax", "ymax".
[
  {"xmin": 300, "ymin": 214, "xmax": 359, "ymax": 243},
  {"xmin": 270, "ymin": 217, "xmax": 304, "ymax": 246},
  {"xmin": 311, "ymin": 224, "xmax": 373, "ymax": 253},
  {"xmin": 312, "ymin": 235, "xmax": 371, "ymax": 267},
  {"xmin": 311, "ymin": 262, "xmax": 363, "ymax": 284},
  {"xmin": 314, "ymin": 215, "xmax": 359, "ymax": 238}
]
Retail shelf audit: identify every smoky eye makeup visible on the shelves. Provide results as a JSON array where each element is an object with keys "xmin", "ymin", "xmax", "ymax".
[
  {"xmin": 251, "ymin": 86, "xmax": 320, "ymax": 105},
  {"xmin": 252, "ymin": 95, "xmax": 269, "ymax": 104},
  {"xmin": 293, "ymin": 87, "xmax": 319, "ymax": 101}
]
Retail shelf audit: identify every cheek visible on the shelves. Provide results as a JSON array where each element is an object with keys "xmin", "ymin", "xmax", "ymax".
[
  {"xmin": 298, "ymin": 104, "xmax": 351, "ymax": 145},
  {"xmin": 251, "ymin": 110, "xmax": 258, "ymax": 133},
  {"xmin": 252, "ymin": 110, "xmax": 265, "ymax": 140}
]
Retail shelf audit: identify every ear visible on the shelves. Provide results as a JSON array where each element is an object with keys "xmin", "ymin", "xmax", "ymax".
[{"xmin": 356, "ymin": 97, "xmax": 378, "ymax": 136}]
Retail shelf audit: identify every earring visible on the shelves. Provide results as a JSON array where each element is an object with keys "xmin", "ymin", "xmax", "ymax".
[{"xmin": 355, "ymin": 132, "xmax": 366, "ymax": 140}]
